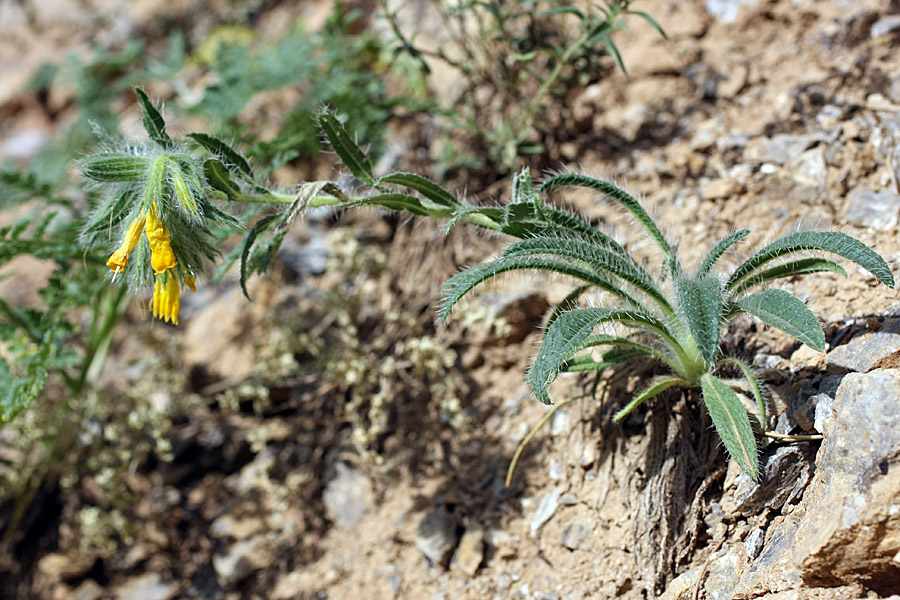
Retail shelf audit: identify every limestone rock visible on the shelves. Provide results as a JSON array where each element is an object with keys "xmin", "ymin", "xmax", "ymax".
[
  {"xmin": 451, "ymin": 525, "xmax": 484, "ymax": 576},
  {"xmin": 826, "ymin": 319, "xmax": 900, "ymax": 373},
  {"xmin": 323, "ymin": 463, "xmax": 373, "ymax": 527},
  {"xmin": 415, "ymin": 507, "xmax": 458, "ymax": 566},
  {"xmin": 530, "ymin": 486, "xmax": 563, "ymax": 537},
  {"xmin": 744, "ymin": 134, "xmax": 816, "ymax": 165},
  {"xmin": 845, "ymin": 188, "xmax": 900, "ymax": 229},
  {"xmin": 733, "ymin": 444, "xmax": 816, "ymax": 516},
  {"xmin": 734, "ymin": 370, "xmax": 900, "ymax": 597},
  {"xmin": 212, "ymin": 535, "xmax": 275, "ymax": 587},
  {"xmin": 115, "ymin": 573, "xmax": 176, "ymax": 600}
]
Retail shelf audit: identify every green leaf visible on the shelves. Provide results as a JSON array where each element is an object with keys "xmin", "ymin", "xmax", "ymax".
[
  {"xmin": 561, "ymin": 346, "xmax": 650, "ymax": 372},
  {"xmin": 338, "ymin": 193, "xmax": 436, "ymax": 216},
  {"xmin": 613, "ymin": 376, "xmax": 687, "ymax": 421},
  {"xmin": 729, "ymin": 257, "xmax": 847, "ymax": 295},
  {"xmin": 727, "ymin": 231, "xmax": 895, "ymax": 291},
  {"xmin": 203, "ymin": 159, "xmax": 242, "ymax": 200},
  {"xmin": 317, "ymin": 108, "xmax": 375, "ymax": 187},
  {"xmin": 735, "ymin": 288, "xmax": 825, "ymax": 351},
  {"xmin": 626, "ymin": 9, "xmax": 669, "ymax": 40},
  {"xmin": 701, "ymin": 374, "xmax": 759, "ymax": 479},
  {"xmin": 134, "ymin": 87, "xmax": 172, "ymax": 148},
  {"xmin": 239, "ymin": 213, "xmax": 280, "ymax": 299},
  {"xmin": 528, "ymin": 307, "xmax": 679, "ymax": 404},
  {"xmin": 719, "ymin": 357, "xmax": 766, "ymax": 429},
  {"xmin": 546, "ymin": 285, "xmax": 591, "ymax": 329},
  {"xmin": 675, "ymin": 275, "xmax": 723, "ymax": 363},
  {"xmin": 80, "ymin": 153, "xmax": 150, "ymax": 182},
  {"xmin": 439, "ymin": 257, "xmax": 643, "ymax": 325},
  {"xmin": 501, "ymin": 236, "xmax": 673, "ymax": 314},
  {"xmin": 378, "ymin": 173, "xmax": 458, "ymax": 208},
  {"xmin": 536, "ymin": 6, "xmax": 585, "ymax": 19},
  {"xmin": 539, "ymin": 173, "xmax": 675, "ymax": 272},
  {"xmin": 187, "ymin": 133, "xmax": 254, "ymax": 177},
  {"xmin": 698, "ymin": 229, "xmax": 750, "ymax": 275}
]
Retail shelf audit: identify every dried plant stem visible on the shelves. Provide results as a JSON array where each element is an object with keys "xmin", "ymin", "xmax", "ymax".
[
  {"xmin": 506, "ymin": 394, "xmax": 584, "ymax": 487},
  {"xmin": 764, "ymin": 431, "xmax": 824, "ymax": 441}
]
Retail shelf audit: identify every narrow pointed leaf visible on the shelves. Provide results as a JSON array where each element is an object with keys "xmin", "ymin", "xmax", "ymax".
[
  {"xmin": 613, "ymin": 376, "xmax": 687, "ymax": 422},
  {"xmin": 317, "ymin": 109, "xmax": 375, "ymax": 187},
  {"xmin": 626, "ymin": 10, "xmax": 669, "ymax": 39},
  {"xmin": 719, "ymin": 357, "xmax": 766, "ymax": 429},
  {"xmin": 737, "ymin": 288, "xmax": 825, "ymax": 351},
  {"xmin": 561, "ymin": 347, "xmax": 650, "ymax": 372},
  {"xmin": 239, "ymin": 214, "xmax": 280, "ymax": 299},
  {"xmin": 203, "ymin": 159, "xmax": 242, "ymax": 200},
  {"xmin": 502, "ymin": 236, "xmax": 673, "ymax": 314},
  {"xmin": 338, "ymin": 193, "xmax": 437, "ymax": 216},
  {"xmin": 701, "ymin": 374, "xmax": 759, "ymax": 479},
  {"xmin": 730, "ymin": 257, "xmax": 847, "ymax": 294},
  {"xmin": 727, "ymin": 231, "xmax": 894, "ymax": 290},
  {"xmin": 698, "ymin": 229, "xmax": 750, "ymax": 275},
  {"xmin": 134, "ymin": 88, "xmax": 172, "ymax": 148},
  {"xmin": 378, "ymin": 173, "xmax": 458, "ymax": 208},
  {"xmin": 439, "ymin": 257, "xmax": 644, "ymax": 325},
  {"xmin": 539, "ymin": 173, "xmax": 675, "ymax": 270},
  {"xmin": 676, "ymin": 275, "xmax": 723, "ymax": 363},
  {"xmin": 187, "ymin": 133, "xmax": 253, "ymax": 177},
  {"xmin": 528, "ymin": 307, "xmax": 679, "ymax": 404}
]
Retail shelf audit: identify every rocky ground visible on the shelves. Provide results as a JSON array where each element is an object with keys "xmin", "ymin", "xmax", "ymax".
[{"xmin": 2, "ymin": 0, "xmax": 900, "ymax": 599}]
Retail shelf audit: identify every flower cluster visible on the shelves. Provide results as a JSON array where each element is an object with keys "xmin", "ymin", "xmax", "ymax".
[{"xmin": 79, "ymin": 144, "xmax": 225, "ymax": 325}]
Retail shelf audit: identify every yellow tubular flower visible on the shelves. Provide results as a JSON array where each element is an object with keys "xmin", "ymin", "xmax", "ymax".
[
  {"xmin": 106, "ymin": 212, "xmax": 146, "ymax": 273},
  {"xmin": 152, "ymin": 271, "xmax": 180, "ymax": 325},
  {"xmin": 146, "ymin": 202, "xmax": 177, "ymax": 274}
]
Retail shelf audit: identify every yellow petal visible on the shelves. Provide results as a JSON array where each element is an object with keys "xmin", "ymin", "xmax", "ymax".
[
  {"xmin": 146, "ymin": 202, "xmax": 177, "ymax": 274},
  {"xmin": 152, "ymin": 273, "xmax": 180, "ymax": 325},
  {"xmin": 184, "ymin": 273, "xmax": 197, "ymax": 292},
  {"xmin": 105, "ymin": 213, "xmax": 146, "ymax": 272}
]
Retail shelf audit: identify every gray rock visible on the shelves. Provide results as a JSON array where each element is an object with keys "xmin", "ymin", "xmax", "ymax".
[
  {"xmin": 871, "ymin": 15, "xmax": 900, "ymax": 38},
  {"xmin": 550, "ymin": 410, "xmax": 569, "ymax": 437},
  {"xmin": 734, "ymin": 369, "xmax": 900, "ymax": 596},
  {"xmin": 705, "ymin": 0, "xmax": 758, "ymax": 23},
  {"xmin": 212, "ymin": 535, "xmax": 274, "ymax": 587},
  {"xmin": 560, "ymin": 521, "xmax": 591, "ymax": 550},
  {"xmin": 115, "ymin": 574, "xmax": 175, "ymax": 600},
  {"xmin": 813, "ymin": 394, "xmax": 834, "ymax": 434},
  {"xmin": 530, "ymin": 486, "xmax": 563, "ymax": 537},
  {"xmin": 704, "ymin": 552, "xmax": 739, "ymax": 600},
  {"xmin": 733, "ymin": 443, "xmax": 816, "ymax": 516},
  {"xmin": 745, "ymin": 528, "xmax": 765, "ymax": 560},
  {"xmin": 826, "ymin": 318, "xmax": 900, "ymax": 372},
  {"xmin": 786, "ymin": 147, "xmax": 827, "ymax": 189},
  {"xmin": 415, "ymin": 507, "xmax": 458, "ymax": 565},
  {"xmin": 451, "ymin": 525, "xmax": 484, "ymax": 576},
  {"xmin": 323, "ymin": 463, "xmax": 373, "ymax": 527},
  {"xmin": 744, "ymin": 134, "xmax": 816, "ymax": 165},
  {"xmin": 845, "ymin": 188, "xmax": 900, "ymax": 229}
]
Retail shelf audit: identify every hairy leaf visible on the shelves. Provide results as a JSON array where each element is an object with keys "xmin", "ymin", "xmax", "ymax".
[
  {"xmin": 338, "ymin": 192, "xmax": 439, "ymax": 216},
  {"xmin": 727, "ymin": 231, "xmax": 895, "ymax": 291},
  {"xmin": 187, "ymin": 133, "xmax": 254, "ymax": 177},
  {"xmin": 502, "ymin": 236, "xmax": 673, "ymax": 314},
  {"xmin": 676, "ymin": 275, "xmax": 723, "ymax": 363},
  {"xmin": 439, "ymin": 257, "xmax": 643, "ymax": 325},
  {"xmin": 538, "ymin": 173, "xmax": 675, "ymax": 271},
  {"xmin": 378, "ymin": 173, "xmax": 459, "ymax": 208},
  {"xmin": 719, "ymin": 357, "xmax": 766, "ymax": 429},
  {"xmin": 736, "ymin": 288, "xmax": 825, "ymax": 351},
  {"xmin": 698, "ymin": 229, "xmax": 750, "ymax": 275},
  {"xmin": 613, "ymin": 376, "xmax": 687, "ymax": 422},
  {"xmin": 135, "ymin": 88, "xmax": 172, "ymax": 148},
  {"xmin": 203, "ymin": 159, "xmax": 242, "ymax": 200},
  {"xmin": 528, "ymin": 307, "xmax": 679, "ymax": 404},
  {"xmin": 729, "ymin": 257, "xmax": 847, "ymax": 295},
  {"xmin": 317, "ymin": 108, "xmax": 375, "ymax": 187},
  {"xmin": 701, "ymin": 374, "xmax": 759, "ymax": 479}
]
